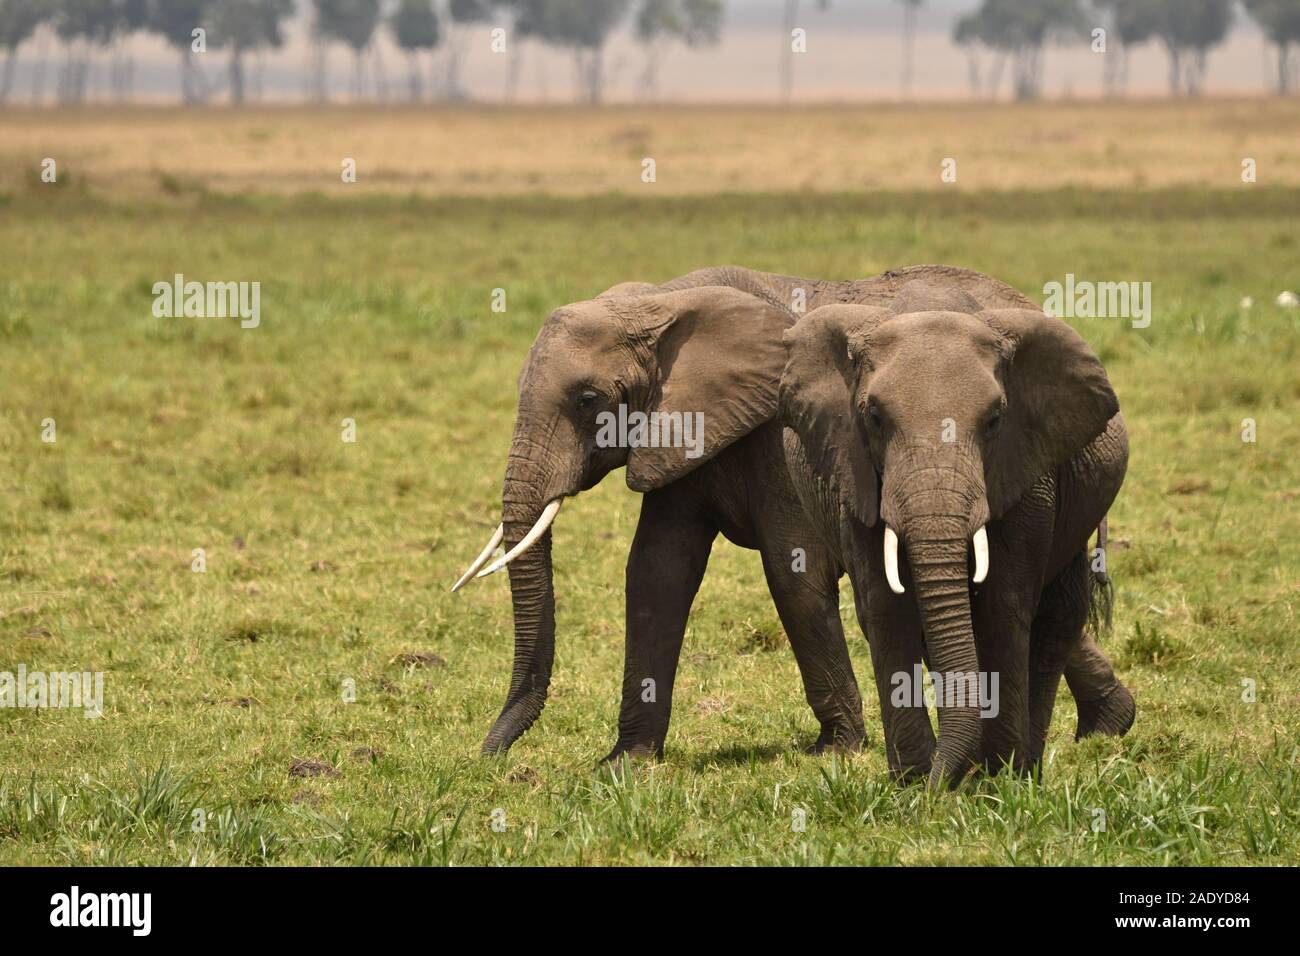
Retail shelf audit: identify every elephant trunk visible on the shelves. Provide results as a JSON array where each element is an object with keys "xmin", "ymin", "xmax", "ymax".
[
  {"xmin": 885, "ymin": 454, "xmax": 989, "ymax": 789},
  {"xmin": 479, "ymin": 444, "xmax": 558, "ymax": 755}
]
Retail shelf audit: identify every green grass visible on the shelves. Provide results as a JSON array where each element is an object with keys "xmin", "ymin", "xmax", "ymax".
[{"xmin": 1, "ymin": 188, "xmax": 1297, "ymax": 865}]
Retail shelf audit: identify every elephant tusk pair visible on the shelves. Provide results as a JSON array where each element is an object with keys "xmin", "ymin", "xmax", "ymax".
[
  {"xmin": 451, "ymin": 499, "xmax": 563, "ymax": 592},
  {"xmin": 881, "ymin": 524, "xmax": 990, "ymax": 595}
]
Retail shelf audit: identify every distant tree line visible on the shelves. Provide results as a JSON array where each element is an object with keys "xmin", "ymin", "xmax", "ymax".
[
  {"xmin": 953, "ymin": 0, "xmax": 1300, "ymax": 99},
  {"xmin": 1, "ymin": 0, "xmax": 1297, "ymax": 106}
]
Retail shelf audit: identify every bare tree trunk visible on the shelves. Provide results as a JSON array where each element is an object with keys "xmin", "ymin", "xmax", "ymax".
[
  {"xmin": 505, "ymin": 37, "xmax": 524, "ymax": 101},
  {"xmin": 588, "ymin": 45, "xmax": 604, "ymax": 104},
  {"xmin": 313, "ymin": 40, "xmax": 328, "ymax": 103},
  {"xmin": 901, "ymin": 2, "xmax": 916, "ymax": 99},
  {"xmin": 372, "ymin": 45, "xmax": 388, "ymax": 102},
  {"xmin": 230, "ymin": 46, "xmax": 245, "ymax": 105},
  {"xmin": 447, "ymin": 29, "xmax": 463, "ymax": 99},
  {"xmin": 988, "ymin": 51, "xmax": 1005, "ymax": 99},
  {"xmin": 407, "ymin": 51, "xmax": 420, "ymax": 101},
  {"xmin": 31, "ymin": 28, "xmax": 49, "ymax": 104},
  {"xmin": 252, "ymin": 49, "xmax": 265, "ymax": 101},
  {"xmin": 534, "ymin": 44, "xmax": 548, "ymax": 102},
  {"xmin": 781, "ymin": 0, "xmax": 797, "ymax": 100},
  {"xmin": 0, "ymin": 48, "xmax": 15, "ymax": 104},
  {"xmin": 963, "ymin": 47, "xmax": 981, "ymax": 97}
]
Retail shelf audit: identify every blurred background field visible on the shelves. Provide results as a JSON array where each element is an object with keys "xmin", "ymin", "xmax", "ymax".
[{"xmin": 3, "ymin": 99, "xmax": 1300, "ymax": 198}]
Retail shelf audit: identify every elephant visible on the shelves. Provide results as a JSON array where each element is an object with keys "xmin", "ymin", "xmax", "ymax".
[
  {"xmin": 778, "ymin": 277, "xmax": 1132, "ymax": 788},
  {"xmin": 454, "ymin": 281, "xmax": 869, "ymax": 761},
  {"xmin": 453, "ymin": 264, "xmax": 1134, "ymax": 771}
]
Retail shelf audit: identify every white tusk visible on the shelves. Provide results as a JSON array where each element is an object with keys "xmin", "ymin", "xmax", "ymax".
[
  {"xmin": 883, "ymin": 526, "xmax": 905, "ymax": 595},
  {"xmin": 451, "ymin": 524, "xmax": 504, "ymax": 592},
  {"xmin": 476, "ymin": 499, "xmax": 562, "ymax": 578},
  {"xmin": 972, "ymin": 525, "xmax": 989, "ymax": 584}
]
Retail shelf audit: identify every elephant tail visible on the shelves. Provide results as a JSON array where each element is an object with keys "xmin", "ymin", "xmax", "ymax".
[{"xmin": 1086, "ymin": 518, "xmax": 1115, "ymax": 638}]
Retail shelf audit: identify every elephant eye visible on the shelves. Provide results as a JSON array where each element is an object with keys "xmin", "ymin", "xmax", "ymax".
[
  {"xmin": 866, "ymin": 402, "xmax": 884, "ymax": 428},
  {"xmin": 986, "ymin": 408, "xmax": 1003, "ymax": 434},
  {"xmin": 576, "ymin": 389, "xmax": 599, "ymax": 410}
]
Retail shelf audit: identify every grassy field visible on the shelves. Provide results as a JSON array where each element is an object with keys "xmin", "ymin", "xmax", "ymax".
[{"xmin": 1, "ymin": 106, "xmax": 1298, "ymax": 865}]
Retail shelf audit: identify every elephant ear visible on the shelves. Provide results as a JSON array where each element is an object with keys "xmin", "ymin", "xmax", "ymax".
[
  {"xmin": 779, "ymin": 304, "xmax": 891, "ymax": 526},
  {"xmin": 624, "ymin": 286, "xmax": 795, "ymax": 492},
  {"xmin": 982, "ymin": 308, "xmax": 1120, "ymax": 518}
]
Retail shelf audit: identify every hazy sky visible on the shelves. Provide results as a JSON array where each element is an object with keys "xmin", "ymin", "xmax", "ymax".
[{"xmin": 5, "ymin": 0, "xmax": 1283, "ymax": 103}]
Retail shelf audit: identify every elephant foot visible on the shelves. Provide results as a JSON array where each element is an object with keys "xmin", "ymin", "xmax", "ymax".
[
  {"xmin": 598, "ymin": 741, "xmax": 663, "ymax": 767},
  {"xmin": 1075, "ymin": 681, "xmax": 1136, "ymax": 740},
  {"xmin": 804, "ymin": 721, "xmax": 867, "ymax": 756}
]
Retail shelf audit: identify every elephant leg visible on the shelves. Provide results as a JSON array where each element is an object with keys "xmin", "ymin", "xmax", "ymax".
[
  {"xmin": 602, "ymin": 484, "xmax": 717, "ymax": 764},
  {"xmin": 1066, "ymin": 634, "xmax": 1136, "ymax": 740},
  {"xmin": 853, "ymin": 522, "xmax": 935, "ymax": 781},
  {"xmin": 1025, "ymin": 552, "xmax": 1092, "ymax": 770},
  {"xmin": 758, "ymin": 544, "xmax": 866, "ymax": 755},
  {"xmin": 971, "ymin": 590, "xmax": 1032, "ymax": 776},
  {"xmin": 972, "ymin": 514, "xmax": 1052, "ymax": 776}
]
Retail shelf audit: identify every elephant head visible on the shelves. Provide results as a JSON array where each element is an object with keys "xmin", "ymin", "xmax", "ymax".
[
  {"xmin": 780, "ymin": 289, "xmax": 1118, "ymax": 787},
  {"xmin": 456, "ymin": 285, "xmax": 795, "ymax": 754}
]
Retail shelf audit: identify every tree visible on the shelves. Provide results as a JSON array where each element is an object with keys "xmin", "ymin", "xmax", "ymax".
[
  {"xmin": 1093, "ymin": 0, "xmax": 1158, "ymax": 96},
  {"xmin": 107, "ymin": 0, "xmax": 149, "ymax": 101},
  {"xmin": 390, "ymin": 0, "xmax": 439, "ymax": 101},
  {"xmin": 495, "ymin": 0, "xmax": 539, "ymax": 101},
  {"xmin": 780, "ymin": 0, "xmax": 828, "ymax": 101},
  {"xmin": 633, "ymin": 0, "xmax": 723, "ymax": 100},
  {"xmin": 53, "ymin": 0, "xmax": 120, "ymax": 104},
  {"xmin": 314, "ymin": 0, "xmax": 382, "ymax": 101},
  {"xmin": 896, "ymin": 0, "xmax": 923, "ymax": 99},
  {"xmin": 951, "ymin": 0, "xmax": 1086, "ymax": 100},
  {"xmin": 0, "ymin": 0, "xmax": 44, "ymax": 104},
  {"xmin": 147, "ymin": 0, "xmax": 210, "ymax": 104},
  {"xmin": 1150, "ymin": 0, "xmax": 1232, "ymax": 96},
  {"xmin": 1243, "ymin": 0, "xmax": 1300, "ymax": 93},
  {"xmin": 522, "ymin": 0, "xmax": 631, "ymax": 104},
  {"xmin": 207, "ymin": 0, "xmax": 292, "ymax": 105},
  {"xmin": 442, "ymin": 0, "xmax": 491, "ymax": 99}
]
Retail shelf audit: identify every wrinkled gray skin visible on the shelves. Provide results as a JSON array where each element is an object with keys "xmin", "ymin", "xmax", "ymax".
[
  {"xmin": 477, "ymin": 264, "xmax": 1133, "ymax": 771},
  {"xmin": 779, "ymin": 270, "xmax": 1134, "ymax": 788}
]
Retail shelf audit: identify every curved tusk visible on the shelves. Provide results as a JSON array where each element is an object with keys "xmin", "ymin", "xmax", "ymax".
[
  {"xmin": 883, "ymin": 526, "xmax": 905, "ymax": 595},
  {"xmin": 476, "ymin": 499, "xmax": 562, "ymax": 579},
  {"xmin": 972, "ymin": 525, "xmax": 989, "ymax": 584},
  {"xmin": 451, "ymin": 523, "xmax": 504, "ymax": 593}
]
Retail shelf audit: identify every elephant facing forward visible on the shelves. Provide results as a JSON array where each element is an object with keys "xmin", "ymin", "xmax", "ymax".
[{"xmin": 780, "ymin": 279, "xmax": 1131, "ymax": 788}]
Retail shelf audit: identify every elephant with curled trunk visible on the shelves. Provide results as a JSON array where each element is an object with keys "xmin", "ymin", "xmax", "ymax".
[
  {"xmin": 455, "ymin": 264, "xmax": 1133, "ymax": 769},
  {"xmin": 779, "ymin": 279, "xmax": 1133, "ymax": 788}
]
